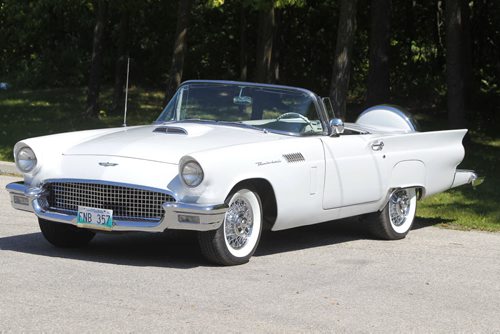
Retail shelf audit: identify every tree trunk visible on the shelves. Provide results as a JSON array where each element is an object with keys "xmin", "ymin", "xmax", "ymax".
[
  {"xmin": 329, "ymin": 0, "xmax": 358, "ymax": 120},
  {"xmin": 271, "ymin": 8, "xmax": 282, "ymax": 84},
  {"xmin": 445, "ymin": 0, "xmax": 466, "ymax": 128},
  {"xmin": 112, "ymin": 6, "xmax": 129, "ymax": 114},
  {"xmin": 85, "ymin": 0, "xmax": 106, "ymax": 118},
  {"xmin": 435, "ymin": 0, "xmax": 445, "ymax": 50},
  {"xmin": 164, "ymin": 0, "xmax": 193, "ymax": 104},
  {"xmin": 239, "ymin": 5, "xmax": 248, "ymax": 81},
  {"xmin": 255, "ymin": 5, "xmax": 275, "ymax": 83},
  {"xmin": 433, "ymin": 0, "xmax": 446, "ymax": 72},
  {"xmin": 461, "ymin": 0, "xmax": 472, "ymax": 108},
  {"xmin": 366, "ymin": 0, "xmax": 392, "ymax": 106},
  {"xmin": 405, "ymin": 0, "xmax": 415, "ymax": 64}
]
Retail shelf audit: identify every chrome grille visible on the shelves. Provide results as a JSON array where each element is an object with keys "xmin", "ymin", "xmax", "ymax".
[{"xmin": 46, "ymin": 181, "xmax": 175, "ymax": 222}]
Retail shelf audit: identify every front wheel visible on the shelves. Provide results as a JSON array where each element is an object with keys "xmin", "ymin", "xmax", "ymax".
[
  {"xmin": 38, "ymin": 218, "xmax": 96, "ymax": 248},
  {"xmin": 198, "ymin": 188, "xmax": 263, "ymax": 265},
  {"xmin": 366, "ymin": 188, "xmax": 417, "ymax": 240}
]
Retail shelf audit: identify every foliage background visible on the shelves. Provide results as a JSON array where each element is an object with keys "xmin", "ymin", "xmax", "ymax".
[{"xmin": 0, "ymin": 0, "xmax": 499, "ymax": 231}]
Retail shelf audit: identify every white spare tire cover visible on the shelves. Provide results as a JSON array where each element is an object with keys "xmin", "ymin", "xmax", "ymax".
[{"xmin": 356, "ymin": 104, "xmax": 419, "ymax": 132}]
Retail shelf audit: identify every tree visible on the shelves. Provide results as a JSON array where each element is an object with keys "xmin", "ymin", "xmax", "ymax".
[
  {"xmin": 164, "ymin": 0, "xmax": 194, "ymax": 103},
  {"xmin": 255, "ymin": 3, "xmax": 275, "ymax": 83},
  {"xmin": 445, "ymin": 0, "xmax": 465, "ymax": 128},
  {"xmin": 271, "ymin": 8, "xmax": 283, "ymax": 83},
  {"xmin": 461, "ymin": 0, "xmax": 472, "ymax": 108},
  {"xmin": 366, "ymin": 0, "xmax": 392, "ymax": 106},
  {"xmin": 239, "ymin": 4, "xmax": 248, "ymax": 81},
  {"xmin": 85, "ymin": 0, "xmax": 107, "ymax": 118},
  {"xmin": 329, "ymin": 0, "xmax": 358, "ymax": 120}
]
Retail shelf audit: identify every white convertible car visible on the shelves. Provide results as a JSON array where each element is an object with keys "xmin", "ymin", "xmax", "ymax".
[{"xmin": 6, "ymin": 80, "xmax": 481, "ymax": 265}]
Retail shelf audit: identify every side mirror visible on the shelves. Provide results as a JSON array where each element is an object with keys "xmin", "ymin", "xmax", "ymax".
[{"xmin": 329, "ymin": 118, "xmax": 344, "ymax": 136}]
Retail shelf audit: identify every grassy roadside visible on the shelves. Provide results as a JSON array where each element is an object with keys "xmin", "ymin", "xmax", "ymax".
[
  {"xmin": 0, "ymin": 87, "xmax": 498, "ymax": 231},
  {"xmin": 417, "ymin": 135, "xmax": 499, "ymax": 231},
  {"xmin": 0, "ymin": 86, "xmax": 163, "ymax": 161}
]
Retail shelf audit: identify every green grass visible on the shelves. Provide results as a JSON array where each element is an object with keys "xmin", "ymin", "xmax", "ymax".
[
  {"xmin": 0, "ymin": 87, "xmax": 498, "ymax": 231},
  {"xmin": 0, "ymin": 86, "xmax": 163, "ymax": 161},
  {"xmin": 417, "ymin": 134, "xmax": 500, "ymax": 231}
]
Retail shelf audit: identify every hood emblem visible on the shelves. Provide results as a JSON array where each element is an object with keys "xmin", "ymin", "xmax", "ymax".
[{"xmin": 99, "ymin": 162, "xmax": 119, "ymax": 167}]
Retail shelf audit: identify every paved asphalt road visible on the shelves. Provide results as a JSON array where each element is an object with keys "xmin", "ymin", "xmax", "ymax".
[{"xmin": 1, "ymin": 174, "xmax": 499, "ymax": 333}]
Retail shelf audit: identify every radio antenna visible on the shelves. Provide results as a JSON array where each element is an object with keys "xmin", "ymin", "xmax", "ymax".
[{"xmin": 123, "ymin": 57, "xmax": 130, "ymax": 127}]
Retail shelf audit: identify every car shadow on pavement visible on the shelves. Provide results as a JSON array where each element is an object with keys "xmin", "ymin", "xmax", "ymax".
[
  {"xmin": 0, "ymin": 217, "xmax": 446, "ymax": 267},
  {"xmin": 0, "ymin": 230, "xmax": 205, "ymax": 269},
  {"xmin": 255, "ymin": 218, "xmax": 371, "ymax": 257},
  {"xmin": 255, "ymin": 216, "xmax": 451, "ymax": 257}
]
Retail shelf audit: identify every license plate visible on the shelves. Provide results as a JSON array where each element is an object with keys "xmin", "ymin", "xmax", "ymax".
[{"xmin": 77, "ymin": 206, "xmax": 113, "ymax": 230}]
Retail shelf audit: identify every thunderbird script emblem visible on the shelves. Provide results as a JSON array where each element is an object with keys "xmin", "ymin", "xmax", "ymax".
[{"xmin": 98, "ymin": 162, "xmax": 119, "ymax": 167}]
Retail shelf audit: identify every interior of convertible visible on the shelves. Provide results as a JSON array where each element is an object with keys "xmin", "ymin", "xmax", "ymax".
[{"xmin": 157, "ymin": 83, "xmax": 325, "ymax": 135}]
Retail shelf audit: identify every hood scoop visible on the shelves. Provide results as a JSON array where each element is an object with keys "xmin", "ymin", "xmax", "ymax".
[{"xmin": 153, "ymin": 126, "xmax": 188, "ymax": 135}]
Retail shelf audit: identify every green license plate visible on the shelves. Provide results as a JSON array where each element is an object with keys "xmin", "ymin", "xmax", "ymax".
[{"xmin": 77, "ymin": 206, "xmax": 113, "ymax": 230}]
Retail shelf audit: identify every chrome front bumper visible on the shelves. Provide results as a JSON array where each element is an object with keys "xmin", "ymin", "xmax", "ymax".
[{"xmin": 6, "ymin": 181, "xmax": 227, "ymax": 232}]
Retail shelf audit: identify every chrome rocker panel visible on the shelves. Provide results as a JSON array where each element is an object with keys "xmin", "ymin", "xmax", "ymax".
[{"xmin": 6, "ymin": 181, "xmax": 226, "ymax": 232}]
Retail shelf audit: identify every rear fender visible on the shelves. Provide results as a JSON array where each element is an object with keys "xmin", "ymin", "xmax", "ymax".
[{"xmin": 389, "ymin": 160, "xmax": 426, "ymax": 190}]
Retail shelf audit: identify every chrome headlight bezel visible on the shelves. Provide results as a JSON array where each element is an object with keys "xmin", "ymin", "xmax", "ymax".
[
  {"xmin": 179, "ymin": 157, "xmax": 204, "ymax": 188},
  {"xmin": 15, "ymin": 146, "xmax": 37, "ymax": 173}
]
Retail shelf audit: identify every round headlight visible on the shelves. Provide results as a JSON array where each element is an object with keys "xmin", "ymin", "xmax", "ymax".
[
  {"xmin": 180, "ymin": 160, "xmax": 204, "ymax": 187},
  {"xmin": 16, "ymin": 146, "xmax": 37, "ymax": 173}
]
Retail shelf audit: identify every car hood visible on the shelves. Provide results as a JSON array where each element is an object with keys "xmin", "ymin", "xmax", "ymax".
[{"xmin": 63, "ymin": 123, "xmax": 282, "ymax": 164}]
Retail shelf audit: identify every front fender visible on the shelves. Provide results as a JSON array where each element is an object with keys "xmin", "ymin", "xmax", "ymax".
[{"xmin": 181, "ymin": 137, "xmax": 327, "ymax": 231}]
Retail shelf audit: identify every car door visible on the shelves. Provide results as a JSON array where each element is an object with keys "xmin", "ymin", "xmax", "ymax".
[{"xmin": 321, "ymin": 135, "xmax": 384, "ymax": 209}]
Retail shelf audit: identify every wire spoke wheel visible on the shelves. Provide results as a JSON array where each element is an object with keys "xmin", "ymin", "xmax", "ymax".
[
  {"xmin": 198, "ymin": 187, "xmax": 262, "ymax": 265},
  {"xmin": 389, "ymin": 189, "xmax": 411, "ymax": 227},
  {"xmin": 365, "ymin": 187, "xmax": 417, "ymax": 240},
  {"xmin": 224, "ymin": 197, "xmax": 254, "ymax": 250}
]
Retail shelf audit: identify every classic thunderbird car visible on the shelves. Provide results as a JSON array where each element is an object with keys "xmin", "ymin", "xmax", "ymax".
[{"xmin": 6, "ymin": 80, "xmax": 481, "ymax": 265}]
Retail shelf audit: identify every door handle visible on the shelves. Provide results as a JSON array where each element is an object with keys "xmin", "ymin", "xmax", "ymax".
[{"xmin": 371, "ymin": 141, "xmax": 384, "ymax": 151}]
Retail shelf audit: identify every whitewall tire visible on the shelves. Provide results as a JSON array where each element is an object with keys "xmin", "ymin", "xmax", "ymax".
[
  {"xmin": 198, "ymin": 187, "xmax": 263, "ymax": 265},
  {"xmin": 367, "ymin": 188, "xmax": 417, "ymax": 240}
]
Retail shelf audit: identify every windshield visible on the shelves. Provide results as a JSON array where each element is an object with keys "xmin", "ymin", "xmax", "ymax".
[{"xmin": 156, "ymin": 82, "xmax": 324, "ymax": 135}]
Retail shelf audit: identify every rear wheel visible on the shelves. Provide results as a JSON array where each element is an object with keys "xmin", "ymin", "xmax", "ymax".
[
  {"xmin": 198, "ymin": 187, "xmax": 263, "ymax": 265},
  {"xmin": 367, "ymin": 188, "xmax": 417, "ymax": 240},
  {"xmin": 38, "ymin": 218, "xmax": 95, "ymax": 248}
]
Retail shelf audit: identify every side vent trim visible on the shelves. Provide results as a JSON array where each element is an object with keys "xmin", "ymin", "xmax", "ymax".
[
  {"xmin": 153, "ymin": 127, "xmax": 188, "ymax": 135},
  {"xmin": 283, "ymin": 153, "xmax": 305, "ymax": 163}
]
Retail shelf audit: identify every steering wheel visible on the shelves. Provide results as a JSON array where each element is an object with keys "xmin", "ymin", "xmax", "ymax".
[{"xmin": 276, "ymin": 112, "xmax": 314, "ymax": 129}]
